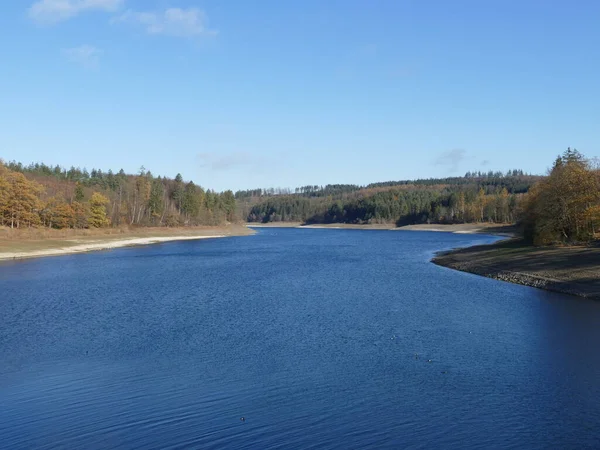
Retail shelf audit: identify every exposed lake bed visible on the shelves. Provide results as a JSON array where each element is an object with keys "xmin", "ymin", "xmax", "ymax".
[
  {"xmin": 0, "ymin": 225, "xmax": 253, "ymax": 261},
  {"xmin": 434, "ymin": 238, "xmax": 600, "ymax": 300}
]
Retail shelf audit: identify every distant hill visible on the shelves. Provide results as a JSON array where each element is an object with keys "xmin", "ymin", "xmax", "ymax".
[{"xmin": 237, "ymin": 171, "xmax": 542, "ymax": 226}]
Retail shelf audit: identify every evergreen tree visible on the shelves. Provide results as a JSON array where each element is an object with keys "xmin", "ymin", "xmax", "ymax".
[
  {"xmin": 148, "ymin": 179, "xmax": 164, "ymax": 221},
  {"xmin": 74, "ymin": 182, "xmax": 85, "ymax": 202},
  {"xmin": 222, "ymin": 190, "xmax": 237, "ymax": 221},
  {"xmin": 172, "ymin": 174, "xmax": 185, "ymax": 214},
  {"xmin": 182, "ymin": 182, "xmax": 200, "ymax": 218}
]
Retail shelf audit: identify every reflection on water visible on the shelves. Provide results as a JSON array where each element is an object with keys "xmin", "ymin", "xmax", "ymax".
[{"xmin": 1, "ymin": 229, "xmax": 599, "ymax": 449}]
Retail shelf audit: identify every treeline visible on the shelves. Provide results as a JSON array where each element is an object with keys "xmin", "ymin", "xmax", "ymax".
[
  {"xmin": 247, "ymin": 188, "xmax": 518, "ymax": 225},
  {"xmin": 244, "ymin": 151, "xmax": 600, "ymax": 245},
  {"xmin": 366, "ymin": 170, "xmax": 535, "ymax": 193},
  {"xmin": 5, "ymin": 152, "xmax": 597, "ymax": 243},
  {"xmin": 234, "ymin": 185, "xmax": 362, "ymax": 199},
  {"xmin": 236, "ymin": 170, "xmax": 535, "ymax": 201},
  {"xmin": 0, "ymin": 162, "xmax": 237, "ymax": 229},
  {"xmin": 246, "ymin": 175, "xmax": 531, "ymax": 225},
  {"xmin": 521, "ymin": 149, "xmax": 599, "ymax": 244}
]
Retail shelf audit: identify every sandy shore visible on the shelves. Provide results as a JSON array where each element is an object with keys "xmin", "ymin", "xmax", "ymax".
[
  {"xmin": 0, "ymin": 236, "xmax": 227, "ymax": 260},
  {"xmin": 300, "ymin": 224, "xmax": 395, "ymax": 230},
  {"xmin": 395, "ymin": 223, "xmax": 518, "ymax": 236},
  {"xmin": 0, "ymin": 225, "xmax": 253, "ymax": 261},
  {"xmin": 246, "ymin": 222, "xmax": 304, "ymax": 228},
  {"xmin": 247, "ymin": 222, "xmax": 517, "ymax": 235},
  {"xmin": 433, "ymin": 239, "xmax": 600, "ymax": 300},
  {"xmin": 247, "ymin": 222, "xmax": 395, "ymax": 230}
]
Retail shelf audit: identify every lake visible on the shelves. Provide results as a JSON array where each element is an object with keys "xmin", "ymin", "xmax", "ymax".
[{"xmin": 1, "ymin": 228, "xmax": 599, "ymax": 449}]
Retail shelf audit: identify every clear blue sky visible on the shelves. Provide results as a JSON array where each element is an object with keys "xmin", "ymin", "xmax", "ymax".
[{"xmin": 1, "ymin": 1, "xmax": 599, "ymax": 191}]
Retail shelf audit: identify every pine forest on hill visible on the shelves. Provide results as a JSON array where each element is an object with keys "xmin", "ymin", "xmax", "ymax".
[{"xmin": 240, "ymin": 170, "xmax": 539, "ymax": 226}]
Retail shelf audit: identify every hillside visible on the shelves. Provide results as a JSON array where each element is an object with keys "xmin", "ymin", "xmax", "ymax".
[{"xmin": 238, "ymin": 171, "xmax": 542, "ymax": 226}]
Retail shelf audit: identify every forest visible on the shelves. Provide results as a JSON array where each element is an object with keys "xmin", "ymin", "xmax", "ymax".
[
  {"xmin": 243, "ymin": 172, "xmax": 539, "ymax": 226},
  {"xmin": 243, "ymin": 150, "xmax": 599, "ymax": 244},
  {"xmin": 0, "ymin": 162, "xmax": 236, "ymax": 229},
  {"xmin": 1, "ymin": 149, "xmax": 598, "ymax": 244}
]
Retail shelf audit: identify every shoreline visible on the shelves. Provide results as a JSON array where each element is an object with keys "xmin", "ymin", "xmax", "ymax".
[
  {"xmin": 432, "ymin": 239, "xmax": 600, "ymax": 300},
  {"xmin": 247, "ymin": 222, "xmax": 517, "ymax": 236},
  {"xmin": 394, "ymin": 223, "xmax": 517, "ymax": 237},
  {"xmin": 0, "ymin": 225, "xmax": 254, "ymax": 261},
  {"xmin": 4, "ymin": 222, "xmax": 596, "ymax": 299},
  {"xmin": 248, "ymin": 222, "xmax": 596, "ymax": 300}
]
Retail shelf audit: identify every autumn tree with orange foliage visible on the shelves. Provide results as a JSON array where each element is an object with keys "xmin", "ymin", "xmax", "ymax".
[
  {"xmin": 521, "ymin": 149, "xmax": 600, "ymax": 244},
  {"xmin": 88, "ymin": 192, "xmax": 111, "ymax": 228},
  {"xmin": 1, "ymin": 160, "xmax": 241, "ymax": 230},
  {"xmin": 0, "ymin": 163, "xmax": 44, "ymax": 228},
  {"xmin": 41, "ymin": 197, "xmax": 79, "ymax": 229}
]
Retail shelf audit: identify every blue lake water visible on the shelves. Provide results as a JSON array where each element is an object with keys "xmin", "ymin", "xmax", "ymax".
[{"xmin": 1, "ymin": 228, "xmax": 600, "ymax": 449}]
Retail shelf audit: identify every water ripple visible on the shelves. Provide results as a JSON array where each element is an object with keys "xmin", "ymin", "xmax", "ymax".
[{"xmin": 1, "ymin": 230, "xmax": 600, "ymax": 448}]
